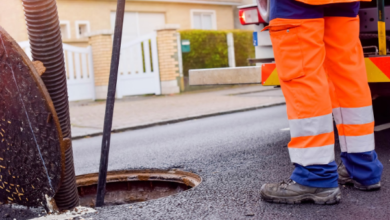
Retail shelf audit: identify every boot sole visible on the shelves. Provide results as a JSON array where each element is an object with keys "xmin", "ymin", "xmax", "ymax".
[
  {"xmin": 260, "ymin": 186, "xmax": 341, "ymax": 205},
  {"xmin": 338, "ymin": 178, "xmax": 381, "ymax": 191}
]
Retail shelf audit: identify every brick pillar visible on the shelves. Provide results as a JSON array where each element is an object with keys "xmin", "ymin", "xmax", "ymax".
[
  {"xmin": 156, "ymin": 26, "xmax": 180, "ymax": 94},
  {"xmin": 88, "ymin": 30, "xmax": 113, "ymax": 99}
]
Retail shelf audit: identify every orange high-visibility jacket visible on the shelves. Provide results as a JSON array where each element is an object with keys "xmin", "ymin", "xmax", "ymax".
[{"xmin": 295, "ymin": 0, "xmax": 370, "ymax": 5}]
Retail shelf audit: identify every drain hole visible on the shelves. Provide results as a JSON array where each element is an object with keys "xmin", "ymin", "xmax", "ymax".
[
  {"xmin": 78, "ymin": 181, "xmax": 190, "ymax": 206},
  {"xmin": 76, "ymin": 170, "xmax": 201, "ymax": 207}
]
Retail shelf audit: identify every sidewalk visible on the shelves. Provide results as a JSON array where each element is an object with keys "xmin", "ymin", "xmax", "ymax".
[{"xmin": 69, "ymin": 85, "xmax": 286, "ymax": 139}]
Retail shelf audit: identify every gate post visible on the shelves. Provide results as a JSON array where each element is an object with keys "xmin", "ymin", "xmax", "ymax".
[
  {"xmin": 156, "ymin": 25, "xmax": 181, "ymax": 94},
  {"xmin": 88, "ymin": 30, "xmax": 113, "ymax": 99},
  {"xmin": 227, "ymin": 33, "xmax": 236, "ymax": 68}
]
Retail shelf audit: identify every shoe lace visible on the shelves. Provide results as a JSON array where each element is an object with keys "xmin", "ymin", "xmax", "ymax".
[{"xmin": 279, "ymin": 179, "xmax": 295, "ymax": 189}]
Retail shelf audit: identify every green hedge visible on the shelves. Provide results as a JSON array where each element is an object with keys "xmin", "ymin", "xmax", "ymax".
[
  {"xmin": 231, "ymin": 30, "xmax": 255, "ymax": 67},
  {"xmin": 179, "ymin": 30, "xmax": 255, "ymax": 77}
]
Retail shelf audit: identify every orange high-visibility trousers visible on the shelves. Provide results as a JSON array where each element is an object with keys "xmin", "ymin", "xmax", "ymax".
[
  {"xmin": 268, "ymin": 17, "xmax": 374, "ymax": 166},
  {"xmin": 267, "ymin": 0, "xmax": 382, "ymax": 188}
]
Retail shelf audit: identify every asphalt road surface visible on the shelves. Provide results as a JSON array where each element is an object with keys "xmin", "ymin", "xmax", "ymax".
[
  {"xmin": 2, "ymin": 105, "xmax": 390, "ymax": 219},
  {"xmin": 74, "ymin": 105, "xmax": 390, "ymax": 220}
]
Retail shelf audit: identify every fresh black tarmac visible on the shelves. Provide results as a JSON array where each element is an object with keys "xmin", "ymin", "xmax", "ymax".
[
  {"xmin": 2, "ymin": 105, "xmax": 390, "ymax": 219},
  {"xmin": 76, "ymin": 105, "xmax": 390, "ymax": 220}
]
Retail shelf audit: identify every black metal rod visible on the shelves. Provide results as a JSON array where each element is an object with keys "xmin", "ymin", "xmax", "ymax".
[{"xmin": 95, "ymin": 0, "xmax": 126, "ymax": 207}]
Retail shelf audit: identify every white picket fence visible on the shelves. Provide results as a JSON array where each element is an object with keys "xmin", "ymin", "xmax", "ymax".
[
  {"xmin": 18, "ymin": 32, "xmax": 161, "ymax": 101},
  {"xmin": 63, "ymin": 44, "xmax": 95, "ymax": 101},
  {"xmin": 18, "ymin": 42, "xmax": 96, "ymax": 102},
  {"xmin": 117, "ymin": 32, "xmax": 161, "ymax": 98}
]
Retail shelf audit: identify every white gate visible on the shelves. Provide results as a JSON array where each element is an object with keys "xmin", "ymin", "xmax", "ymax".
[
  {"xmin": 117, "ymin": 32, "xmax": 161, "ymax": 98},
  {"xmin": 18, "ymin": 42, "xmax": 95, "ymax": 102},
  {"xmin": 63, "ymin": 44, "xmax": 95, "ymax": 101}
]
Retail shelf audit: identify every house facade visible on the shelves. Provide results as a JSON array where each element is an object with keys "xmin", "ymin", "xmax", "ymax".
[
  {"xmin": 0, "ymin": 0, "xmax": 246, "ymax": 100},
  {"xmin": 1, "ymin": 0, "xmax": 242, "ymax": 47}
]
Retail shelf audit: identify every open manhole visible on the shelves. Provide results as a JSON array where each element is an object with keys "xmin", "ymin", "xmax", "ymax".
[{"xmin": 76, "ymin": 170, "xmax": 201, "ymax": 207}]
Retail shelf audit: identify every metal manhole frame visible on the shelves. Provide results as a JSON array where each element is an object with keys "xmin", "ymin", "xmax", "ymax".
[{"xmin": 76, "ymin": 170, "xmax": 202, "ymax": 188}]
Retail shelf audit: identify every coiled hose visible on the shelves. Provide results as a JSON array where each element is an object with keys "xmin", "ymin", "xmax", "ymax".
[{"xmin": 22, "ymin": 0, "xmax": 79, "ymax": 210}]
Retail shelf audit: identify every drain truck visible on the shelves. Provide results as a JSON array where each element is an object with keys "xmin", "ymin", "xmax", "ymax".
[
  {"xmin": 239, "ymin": 1, "xmax": 388, "ymax": 87},
  {"xmin": 189, "ymin": 0, "xmax": 390, "ymax": 126},
  {"xmin": 190, "ymin": 0, "xmax": 390, "ymax": 126},
  {"xmin": 237, "ymin": 0, "xmax": 390, "ymax": 124}
]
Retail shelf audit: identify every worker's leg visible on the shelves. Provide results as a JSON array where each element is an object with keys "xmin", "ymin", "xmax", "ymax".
[
  {"xmin": 323, "ymin": 3, "xmax": 383, "ymax": 187},
  {"xmin": 260, "ymin": 1, "xmax": 341, "ymax": 204},
  {"xmin": 268, "ymin": 0, "xmax": 337, "ymax": 187}
]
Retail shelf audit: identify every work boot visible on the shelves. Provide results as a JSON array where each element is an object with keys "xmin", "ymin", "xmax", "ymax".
[
  {"xmin": 260, "ymin": 179, "xmax": 341, "ymax": 205},
  {"xmin": 338, "ymin": 163, "xmax": 381, "ymax": 191}
]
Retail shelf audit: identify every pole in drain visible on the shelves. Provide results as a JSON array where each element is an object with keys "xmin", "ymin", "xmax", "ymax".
[{"xmin": 95, "ymin": 0, "xmax": 126, "ymax": 207}]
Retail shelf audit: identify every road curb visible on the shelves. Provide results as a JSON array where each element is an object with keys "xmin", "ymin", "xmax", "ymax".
[{"xmin": 71, "ymin": 101, "xmax": 286, "ymax": 140}]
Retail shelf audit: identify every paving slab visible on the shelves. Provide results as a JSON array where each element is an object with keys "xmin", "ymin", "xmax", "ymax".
[{"xmin": 69, "ymin": 85, "xmax": 285, "ymax": 139}]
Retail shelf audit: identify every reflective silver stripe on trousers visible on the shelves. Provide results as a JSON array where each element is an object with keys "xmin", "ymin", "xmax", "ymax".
[
  {"xmin": 333, "ymin": 106, "xmax": 374, "ymax": 125},
  {"xmin": 333, "ymin": 106, "xmax": 375, "ymax": 153},
  {"xmin": 288, "ymin": 144, "xmax": 335, "ymax": 166},
  {"xmin": 339, "ymin": 133, "xmax": 375, "ymax": 153},
  {"xmin": 289, "ymin": 113, "xmax": 333, "ymax": 138}
]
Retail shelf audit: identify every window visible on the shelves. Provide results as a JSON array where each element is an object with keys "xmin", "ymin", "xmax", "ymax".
[
  {"xmin": 75, "ymin": 21, "xmax": 90, "ymax": 39},
  {"xmin": 59, "ymin": 21, "xmax": 70, "ymax": 39},
  {"xmin": 191, "ymin": 10, "xmax": 216, "ymax": 30}
]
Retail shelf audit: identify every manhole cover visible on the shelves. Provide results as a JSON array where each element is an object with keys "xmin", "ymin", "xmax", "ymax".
[
  {"xmin": 76, "ymin": 170, "xmax": 201, "ymax": 207},
  {"xmin": 0, "ymin": 26, "xmax": 64, "ymax": 207}
]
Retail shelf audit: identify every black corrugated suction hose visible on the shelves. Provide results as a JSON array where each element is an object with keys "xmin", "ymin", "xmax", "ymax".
[{"xmin": 22, "ymin": 0, "xmax": 79, "ymax": 210}]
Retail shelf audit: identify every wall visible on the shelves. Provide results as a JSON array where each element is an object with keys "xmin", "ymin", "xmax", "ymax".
[
  {"xmin": 56, "ymin": 0, "xmax": 236, "ymax": 40},
  {"xmin": 88, "ymin": 33, "xmax": 113, "ymax": 99},
  {"xmin": 0, "ymin": 0, "xmax": 237, "ymax": 46},
  {"xmin": 0, "ymin": 0, "xmax": 28, "ymax": 42}
]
